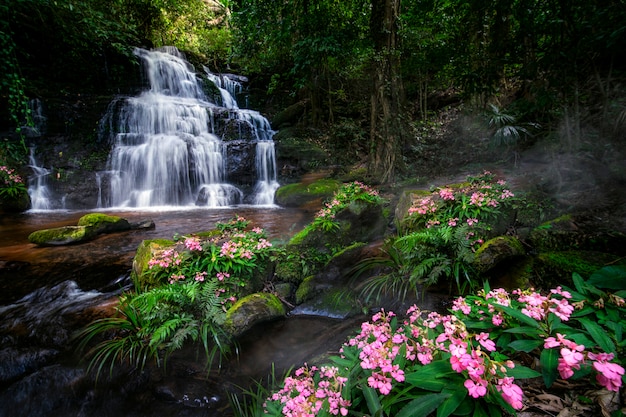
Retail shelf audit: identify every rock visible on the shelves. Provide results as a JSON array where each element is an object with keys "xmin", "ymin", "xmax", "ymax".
[
  {"xmin": 131, "ymin": 239, "xmax": 175, "ymax": 289},
  {"xmin": 27, "ymin": 213, "xmax": 153, "ymax": 247},
  {"xmin": 223, "ymin": 293, "xmax": 285, "ymax": 337},
  {"xmin": 274, "ymin": 178, "xmax": 341, "ymax": 207},
  {"xmin": 28, "ymin": 225, "xmax": 97, "ymax": 246},
  {"xmin": 77, "ymin": 213, "xmax": 131, "ymax": 234},
  {"xmin": 473, "ymin": 236, "xmax": 526, "ymax": 273}
]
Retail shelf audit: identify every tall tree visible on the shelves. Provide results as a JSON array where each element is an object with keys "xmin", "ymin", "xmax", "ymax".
[{"xmin": 368, "ymin": 0, "xmax": 407, "ymax": 183}]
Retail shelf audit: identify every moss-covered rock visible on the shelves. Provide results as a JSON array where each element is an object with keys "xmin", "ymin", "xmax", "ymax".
[
  {"xmin": 528, "ymin": 215, "xmax": 626, "ymax": 254},
  {"xmin": 131, "ymin": 238, "xmax": 175, "ymax": 289},
  {"xmin": 532, "ymin": 251, "xmax": 624, "ymax": 288},
  {"xmin": 77, "ymin": 213, "xmax": 131, "ymax": 234},
  {"xmin": 223, "ymin": 292, "xmax": 285, "ymax": 336},
  {"xmin": 28, "ymin": 225, "xmax": 98, "ymax": 246},
  {"xmin": 295, "ymin": 275, "xmax": 316, "ymax": 305},
  {"xmin": 474, "ymin": 236, "xmax": 526, "ymax": 273},
  {"xmin": 394, "ymin": 188, "xmax": 432, "ymax": 229},
  {"xmin": 275, "ymin": 178, "xmax": 341, "ymax": 207}
]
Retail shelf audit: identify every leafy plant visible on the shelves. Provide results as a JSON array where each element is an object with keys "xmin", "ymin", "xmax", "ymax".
[
  {"xmin": 486, "ymin": 104, "xmax": 539, "ymax": 147},
  {"xmin": 0, "ymin": 164, "xmax": 27, "ymax": 199},
  {"xmin": 353, "ymin": 172, "xmax": 520, "ymax": 300},
  {"xmin": 239, "ymin": 270, "xmax": 625, "ymax": 417},
  {"xmin": 76, "ymin": 216, "xmax": 275, "ymax": 379},
  {"xmin": 75, "ymin": 279, "xmax": 231, "ymax": 379}
]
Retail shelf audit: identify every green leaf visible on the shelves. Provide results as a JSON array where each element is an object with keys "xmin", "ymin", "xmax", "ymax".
[
  {"xmin": 507, "ymin": 339, "xmax": 543, "ymax": 353},
  {"xmin": 540, "ymin": 348, "xmax": 559, "ymax": 387},
  {"xmin": 436, "ymin": 387, "xmax": 467, "ymax": 417},
  {"xmin": 571, "ymin": 272, "xmax": 589, "ymax": 296},
  {"xmin": 507, "ymin": 365, "xmax": 541, "ymax": 379},
  {"xmin": 504, "ymin": 326, "xmax": 542, "ymax": 336},
  {"xmin": 362, "ymin": 386, "xmax": 382, "ymax": 417},
  {"xmin": 588, "ymin": 265, "xmax": 626, "ymax": 290},
  {"xmin": 494, "ymin": 304, "xmax": 542, "ymax": 329},
  {"xmin": 578, "ymin": 317, "xmax": 616, "ymax": 353},
  {"xmin": 396, "ymin": 393, "xmax": 450, "ymax": 417}
]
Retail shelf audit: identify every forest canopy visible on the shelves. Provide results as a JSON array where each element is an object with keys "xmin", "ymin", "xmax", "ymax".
[{"xmin": 1, "ymin": 0, "xmax": 625, "ymax": 180}]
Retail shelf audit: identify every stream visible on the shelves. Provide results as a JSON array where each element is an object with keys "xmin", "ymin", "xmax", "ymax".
[{"xmin": 0, "ymin": 207, "xmax": 367, "ymax": 417}]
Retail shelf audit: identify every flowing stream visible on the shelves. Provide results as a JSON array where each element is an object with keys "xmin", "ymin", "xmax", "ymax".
[{"xmin": 0, "ymin": 208, "xmax": 368, "ymax": 417}]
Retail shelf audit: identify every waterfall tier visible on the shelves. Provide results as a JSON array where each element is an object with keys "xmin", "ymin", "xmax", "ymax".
[{"xmin": 97, "ymin": 46, "xmax": 278, "ymax": 208}]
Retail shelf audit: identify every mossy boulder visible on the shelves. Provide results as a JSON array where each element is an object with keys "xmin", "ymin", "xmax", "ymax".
[
  {"xmin": 131, "ymin": 238, "xmax": 175, "ymax": 289},
  {"xmin": 528, "ymin": 215, "xmax": 626, "ymax": 254},
  {"xmin": 77, "ymin": 213, "xmax": 131, "ymax": 234},
  {"xmin": 275, "ymin": 178, "xmax": 341, "ymax": 207},
  {"xmin": 395, "ymin": 188, "xmax": 431, "ymax": 229},
  {"xmin": 223, "ymin": 293, "xmax": 285, "ymax": 336},
  {"xmin": 474, "ymin": 236, "xmax": 526, "ymax": 273},
  {"xmin": 295, "ymin": 275, "xmax": 317, "ymax": 304},
  {"xmin": 28, "ymin": 225, "xmax": 98, "ymax": 246},
  {"xmin": 532, "ymin": 250, "xmax": 624, "ymax": 288}
]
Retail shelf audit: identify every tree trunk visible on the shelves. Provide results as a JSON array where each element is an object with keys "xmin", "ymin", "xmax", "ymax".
[{"xmin": 368, "ymin": 0, "xmax": 405, "ymax": 184}]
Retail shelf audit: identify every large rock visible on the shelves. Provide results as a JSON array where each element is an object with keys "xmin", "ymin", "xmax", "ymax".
[
  {"xmin": 275, "ymin": 178, "xmax": 341, "ymax": 207},
  {"xmin": 473, "ymin": 236, "xmax": 526, "ymax": 273},
  {"xmin": 28, "ymin": 213, "xmax": 153, "ymax": 246},
  {"xmin": 223, "ymin": 293, "xmax": 285, "ymax": 336},
  {"xmin": 28, "ymin": 225, "xmax": 97, "ymax": 246}
]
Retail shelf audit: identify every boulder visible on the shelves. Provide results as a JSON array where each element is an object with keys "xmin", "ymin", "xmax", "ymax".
[
  {"xmin": 223, "ymin": 293, "xmax": 285, "ymax": 337},
  {"xmin": 77, "ymin": 213, "xmax": 131, "ymax": 234},
  {"xmin": 473, "ymin": 236, "xmax": 526, "ymax": 273},
  {"xmin": 275, "ymin": 178, "xmax": 341, "ymax": 207},
  {"xmin": 28, "ymin": 225, "xmax": 97, "ymax": 246}
]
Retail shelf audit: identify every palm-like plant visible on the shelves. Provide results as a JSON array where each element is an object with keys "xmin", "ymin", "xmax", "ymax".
[{"xmin": 487, "ymin": 103, "xmax": 538, "ymax": 146}]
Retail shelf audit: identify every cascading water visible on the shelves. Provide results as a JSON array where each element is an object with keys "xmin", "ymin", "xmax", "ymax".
[
  {"xmin": 27, "ymin": 147, "xmax": 54, "ymax": 211},
  {"xmin": 98, "ymin": 46, "xmax": 278, "ymax": 208}
]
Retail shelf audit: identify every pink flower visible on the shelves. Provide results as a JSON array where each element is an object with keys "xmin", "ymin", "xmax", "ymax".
[
  {"xmin": 497, "ymin": 377, "xmax": 524, "ymax": 410},
  {"xmin": 464, "ymin": 379, "xmax": 487, "ymax": 398},
  {"xmin": 184, "ymin": 236, "xmax": 202, "ymax": 251},
  {"xmin": 589, "ymin": 352, "xmax": 625, "ymax": 392},
  {"xmin": 466, "ymin": 218, "xmax": 479, "ymax": 226},
  {"xmin": 475, "ymin": 332, "xmax": 496, "ymax": 352}
]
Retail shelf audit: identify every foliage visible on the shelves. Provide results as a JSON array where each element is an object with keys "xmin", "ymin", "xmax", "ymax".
[
  {"xmin": 142, "ymin": 215, "xmax": 274, "ymax": 310},
  {"xmin": 0, "ymin": 164, "xmax": 27, "ymax": 199},
  {"xmin": 485, "ymin": 104, "xmax": 539, "ymax": 147},
  {"xmin": 310, "ymin": 181, "xmax": 383, "ymax": 232},
  {"xmin": 453, "ymin": 265, "xmax": 626, "ymax": 392},
  {"xmin": 76, "ymin": 216, "xmax": 274, "ymax": 378},
  {"xmin": 353, "ymin": 172, "xmax": 520, "ymax": 300},
  {"xmin": 237, "ymin": 268, "xmax": 626, "ymax": 417}
]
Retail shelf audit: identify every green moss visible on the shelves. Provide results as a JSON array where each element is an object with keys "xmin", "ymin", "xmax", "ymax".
[
  {"xmin": 77, "ymin": 212, "xmax": 122, "ymax": 227},
  {"xmin": 295, "ymin": 275, "xmax": 316, "ymax": 304},
  {"xmin": 224, "ymin": 292, "xmax": 285, "ymax": 336},
  {"xmin": 131, "ymin": 238, "xmax": 175, "ymax": 289},
  {"xmin": 28, "ymin": 225, "xmax": 96, "ymax": 246},
  {"xmin": 534, "ymin": 251, "xmax": 622, "ymax": 287},
  {"xmin": 536, "ymin": 214, "xmax": 573, "ymax": 230},
  {"xmin": 275, "ymin": 179, "xmax": 341, "ymax": 207}
]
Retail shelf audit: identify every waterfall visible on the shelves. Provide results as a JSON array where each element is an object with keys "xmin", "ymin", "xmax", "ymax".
[
  {"xmin": 27, "ymin": 147, "xmax": 54, "ymax": 211},
  {"xmin": 98, "ymin": 46, "xmax": 278, "ymax": 209}
]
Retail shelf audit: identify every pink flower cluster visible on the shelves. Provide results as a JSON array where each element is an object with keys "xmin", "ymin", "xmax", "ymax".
[
  {"xmin": 512, "ymin": 286, "xmax": 574, "ymax": 321},
  {"xmin": 544, "ymin": 334, "xmax": 625, "ymax": 391},
  {"xmin": 269, "ymin": 365, "xmax": 351, "ymax": 417},
  {"xmin": 0, "ymin": 165, "xmax": 24, "ymax": 185},
  {"xmin": 408, "ymin": 196, "xmax": 438, "ymax": 215},
  {"xmin": 148, "ymin": 249, "xmax": 182, "ymax": 269},
  {"xmin": 184, "ymin": 236, "xmax": 203, "ymax": 251},
  {"xmin": 345, "ymin": 310, "xmax": 406, "ymax": 394}
]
